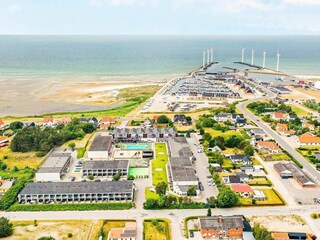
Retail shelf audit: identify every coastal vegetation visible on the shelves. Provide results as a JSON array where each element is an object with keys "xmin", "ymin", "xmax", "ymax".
[
  {"xmin": 247, "ymin": 101, "xmax": 293, "ymax": 115},
  {"xmin": 10, "ymin": 119, "xmax": 95, "ymax": 153}
]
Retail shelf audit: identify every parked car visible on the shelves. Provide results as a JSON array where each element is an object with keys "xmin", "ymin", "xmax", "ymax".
[
  {"xmin": 199, "ymin": 182, "xmax": 204, "ymax": 191},
  {"xmin": 190, "ymin": 231, "xmax": 194, "ymax": 238},
  {"xmin": 71, "ymin": 177, "xmax": 76, "ymax": 181}
]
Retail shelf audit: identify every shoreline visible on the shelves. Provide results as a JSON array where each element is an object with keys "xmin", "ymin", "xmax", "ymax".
[{"xmin": 0, "ymin": 74, "xmax": 173, "ymax": 117}]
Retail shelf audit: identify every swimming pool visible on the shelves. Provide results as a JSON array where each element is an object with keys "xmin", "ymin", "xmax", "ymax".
[{"xmin": 122, "ymin": 143, "xmax": 151, "ymax": 150}]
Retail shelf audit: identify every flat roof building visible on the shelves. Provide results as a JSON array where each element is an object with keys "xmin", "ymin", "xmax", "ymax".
[
  {"xmin": 167, "ymin": 137, "xmax": 199, "ymax": 196},
  {"xmin": 35, "ymin": 149, "xmax": 73, "ymax": 182},
  {"xmin": 274, "ymin": 162, "xmax": 316, "ymax": 188},
  {"xmin": 18, "ymin": 181, "xmax": 134, "ymax": 204},
  {"xmin": 82, "ymin": 160, "xmax": 129, "ymax": 177},
  {"xmin": 88, "ymin": 134, "xmax": 113, "ymax": 159}
]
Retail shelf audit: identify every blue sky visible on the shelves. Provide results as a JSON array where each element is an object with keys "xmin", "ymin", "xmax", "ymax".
[{"xmin": 0, "ymin": 0, "xmax": 319, "ymax": 34}]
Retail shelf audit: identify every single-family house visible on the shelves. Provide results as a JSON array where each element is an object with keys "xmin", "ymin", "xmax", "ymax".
[
  {"xmin": 0, "ymin": 119, "xmax": 5, "ymax": 128},
  {"xmin": 43, "ymin": 117, "xmax": 55, "ymax": 127},
  {"xmin": 230, "ymin": 184, "xmax": 253, "ymax": 198},
  {"xmin": 0, "ymin": 137, "xmax": 9, "ymax": 147},
  {"xmin": 276, "ymin": 123, "xmax": 295, "ymax": 136},
  {"xmin": 0, "ymin": 179, "xmax": 15, "ymax": 193},
  {"xmin": 234, "ymin": 172, "xmax": 249, "ymax": 183},
  {"xmin": 108, "ymin": 222, "xmax": 137, "ymax": 240},
  {"xmin": 296, "ymin": 132, "xmax": 320, "ymax": 146},
  {"xmin": 229, "ymin": 155, "xmax": 252, "ymax": 165},
  {"xmin": 100, "ymin": 117, "xmax": 116, "ymax": 125},
  {"xmin": 213, "ymin": 113, "xmax": 230, "ymax": 122},
  {"xmin": 303, "ymin": 122, "xmax": 315, "ymax": 131},
  {"xmin": 222, "ymin": 175, "xmax": 241, "ymax": 185},
  {"xmin": 142, "ymin": 118, "xmax": 152, "ymax": 128},
  {"xmin": 271, "ymin": 232, "xmax": 290, "ymax": 240},
  {"xmin": 78, "ymin": 117, "xmax": 99, "ymax": 127},
  {"xmin": 99, "ymin": 124, "xmax": 110, "ymax": 130},
  {"xmin": 173, "ymin": 114, "xmax": 191, "ymax": 125},
  {"xmin": 23, "ymin": 122, "xmax": 36, "ymax": 128},
  {"xmin": 256, "ymin": 141, "xmax": 281, "ymax": 153},
  {"xmin": 287, "ymin": 114, "xmax": 298, "ymax": 121},
  {"xmin": 272, "ymin": 111, "xmax": 287, "ymax": 121},
  {"xmin": 59, "ymin": 117, "xmax": 72, "ymax": 125}
]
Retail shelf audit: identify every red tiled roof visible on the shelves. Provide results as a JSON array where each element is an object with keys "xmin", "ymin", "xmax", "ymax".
[
  {"xmin": 274, "ymin": 112, "xmax": 286, "ymax": 119},
  {"xmin": 101, "ymin": 117, "xmax": 115, "ymax": 123},
  {"xmin": 43, "ymin": 118, "xmax": 54, "ymax": 123},
  {"xmin": 99, "ymin": 124, "xmax": 110, "ymax": 129},
  {"xmin": 153, "ymin": 115, "xmax": 160, "ymax": 120},
  {"xmin": 230, "ymin": 184, "xmax": 253, "ymax": 193},
  {"xmin": 299, "ymin": 132, "xmax": 320, "ymax": 144},
  {"xmin": 0, "ymin": 119, "xmax": 4, "ymax": 125},
  {"xmin": 257, "ymin": 141, "xmax": 280, "ymax": 151}
]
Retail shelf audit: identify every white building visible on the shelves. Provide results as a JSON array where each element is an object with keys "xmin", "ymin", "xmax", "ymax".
[
  {"xmin": 35, "ymin": 149, "xmax": 73, "ymax": 182},
  {"xmin": 87, "ymin": 134, "xmax": 113, "ymax": 159}
]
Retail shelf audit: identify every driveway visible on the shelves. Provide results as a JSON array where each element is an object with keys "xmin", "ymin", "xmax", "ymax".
[{"xmin": 187, "ymin": 133, "xmax": 219, "ymax": 201}]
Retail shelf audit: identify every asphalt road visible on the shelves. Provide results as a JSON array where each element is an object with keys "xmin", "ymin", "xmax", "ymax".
[
  {"xmin": 2, "ymin": 205, "xmax": 320, "ymax": 238},
  {"xmin": 187, "ymin": 133, "xmax": 219, "ymax": 200},
  {"xmin": 238, "ymin": 89, "xmax": 320, "ymax": 184}
]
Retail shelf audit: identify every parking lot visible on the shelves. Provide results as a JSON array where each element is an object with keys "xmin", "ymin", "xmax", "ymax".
[{"xmin": 187, "ymin": 133, "xmax": 219, "ymax": 201}]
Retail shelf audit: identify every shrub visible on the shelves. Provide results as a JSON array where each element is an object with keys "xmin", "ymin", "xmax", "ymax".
[
  {"xmin": 36, "ymin": 151, "xmax": 46, "ymax": 157},
  {"xmin": 38, "ymin": 237, "xmax": 56, "ymax": 240},
  {"xmin": 311, "ymin": 213, "xmax": 318, "ymax": 219},
  {"xmin": 0, "ymin": 217, "xmax": 13, "ymax": 238},
  {"xmin": 67, "ymin": 233, "xmax": 73, "ymax": 238}
]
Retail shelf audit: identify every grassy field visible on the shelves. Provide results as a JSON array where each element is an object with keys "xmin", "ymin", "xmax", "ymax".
[
  {"xmin": 145, "ymin": 187, "xmax": 160, "ymax": 200},
  {"xmin": 3, "ymin": 220, "xmax": 97, "ymax": 240},
  {"xmin": 101, "ymin": 221, "xmax": 126, "ymax": 239},
  {"xmin": 143, "ymin": 218, "xmax": 171, "ymax": 240},
  {"xmin": 151, "ymin": 143, "xmax": 169, "ymax": 186},
  {"xmin": 239, "ymin": 189, "xmax": 284, "ymax": 206},
  {"xmin": 287, "ymin": 104, "xmax": 311, "ymax": 117},
  {"xmin": 248, "ymin": 177, "xmax": 272, "ymax": 186},
  {"xmin": 0, "ymin": 145, "xmax": 44, "ymax": 170}
]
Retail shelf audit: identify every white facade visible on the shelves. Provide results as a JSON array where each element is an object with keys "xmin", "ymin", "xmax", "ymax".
[
  {"xmin": 35, "ymin": 172, "xmax": 61, "ymax": 182},
  {"xmin": 87, "ymin": 151, "xmax": 109, "ymax": 159}
]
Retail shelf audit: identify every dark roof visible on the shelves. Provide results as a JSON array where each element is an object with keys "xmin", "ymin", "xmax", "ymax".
[
  {"xmin": 199, "ymin": 216, "xmax": 244, "ymax": 230},
  {"xmin": 19, "ymin": 181, "xmax": 133, "ymax": 195},
  {"xmin": 228, "ymin": 175, "xmax": 241, "ymax": 184},
  {"xmin": 230, "ymin": 155, "xmax": 252, "ymax": 163},
  {"xmin": 37, "ymin": 149, "xmax": 72, "ymax": 174},
  {"xmin": 83, "ymin": 160, "xmax": 128, "ymax": 170},
  {"xmin": 89, "ymin": 135, "xmax": 113, "ymax": 152}
]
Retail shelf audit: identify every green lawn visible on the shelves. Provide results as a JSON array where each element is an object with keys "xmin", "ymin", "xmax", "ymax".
[
  {"xmin": 248, "ymin": 177, "xmax": 272, "ymax": 186},
  {"xmin": 145, "ymin": 187, "xmax": 160, "ymax": 200},
  {"xmin": 143, "ymin": 218, "xmax": 171, "ymax": 240},
  {"xmin": 288, "ymin": 104, "xmax": 311, "ymax": 117},
  {"xmin": 205, "ymin": 128, "xmax": 245, "ymax": 139},
  {"xmin": 221, "ymin": 159, "xmax": 233, "ymax": 169},
  {"xmin": 152, "ymin": 143, "xmax": 169, "ymax": 186},
  {"xmin": 239, "ymin": 189, "xmax": 284, "ymax": 206}
]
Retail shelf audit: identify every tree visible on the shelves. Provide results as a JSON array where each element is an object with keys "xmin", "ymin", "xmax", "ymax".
[
  {"xmin": 244, "ymin": 145, "xmax": 254, "ymax": 156},
  {"xmin": 253, "ymin": 224, "xmax": 273, "ymax": 240},
  {"xmin": 157, "ymin": 115, "xmax": 169, "ymax": 124},
  {"xmin": 156, "ymin": 224, "xmax": 164, "ymax": 233},
  {"xmin": 113, "ymin": 173, "xmax": 121, "ymax": 181},
  {"xmin": 0, "ymin": 217, "xmax": 13, "ymax": 238},
  {"xmin": 216, "ymin": 188, "xmax": 238, "ymax": 208},
  {"xmin": 225, "ymin": 135, "xmax": 242, "ymax": 148},
  {"xmin": 155, "ymin": 181, "xmax": 167, "ymax": 196},
  {"xmin": 187, "ymin": 186, "xmax": 197, "ymax": 196},
  {"xmin": 144, "ymin": 198, "xmax": 158, "ymax": 209},
  {"xmin": 214, "ymin": 136, "xmax": 225, "ymax": 149},
  {"xmin": 38, "ymin": 237, "xmax": 56, "ymax": 240},
  {"xmin": 68, "ymin": 142, "xmax": 76, "ymax": 151},
  {"xmin": 207, "ymin": 208, "xmax": 212, "ymax": 216},
  {"xmin": 81, "ymin": 123, "xmax": 95, "ymax": 133},
  {"xmin": 206, "ymin": 196, "xmax": 216, "ymax": 208},
  {"xmin": 9, "ymin": 121, "xmax": 23, "ymax": 131}
]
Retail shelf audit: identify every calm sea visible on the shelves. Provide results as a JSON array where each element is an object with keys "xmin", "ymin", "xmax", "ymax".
[{"xmin": 0, "ymin": 35, "xmax": 320, "ymax": 77}]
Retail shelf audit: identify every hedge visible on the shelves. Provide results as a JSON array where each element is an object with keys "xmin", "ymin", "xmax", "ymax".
[
  {"xmin": 282, "ymin": 149, "xmax": 303, "ymax": 168},
  {"xmin": 8, "ymin": 202, "xmax": 133, "ymax": 211},
  {"xmin": 183, "ymin": 216, "xmax": 200, "ymax": 238},
  {"xmin": 0, "ymin": 177, "xmax": 31, "ymax": 210}
]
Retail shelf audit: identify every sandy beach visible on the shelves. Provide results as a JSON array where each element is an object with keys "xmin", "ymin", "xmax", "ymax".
[{"xmin": 0, "ymin": 74, "xmax": 170, "ymax": 117}]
